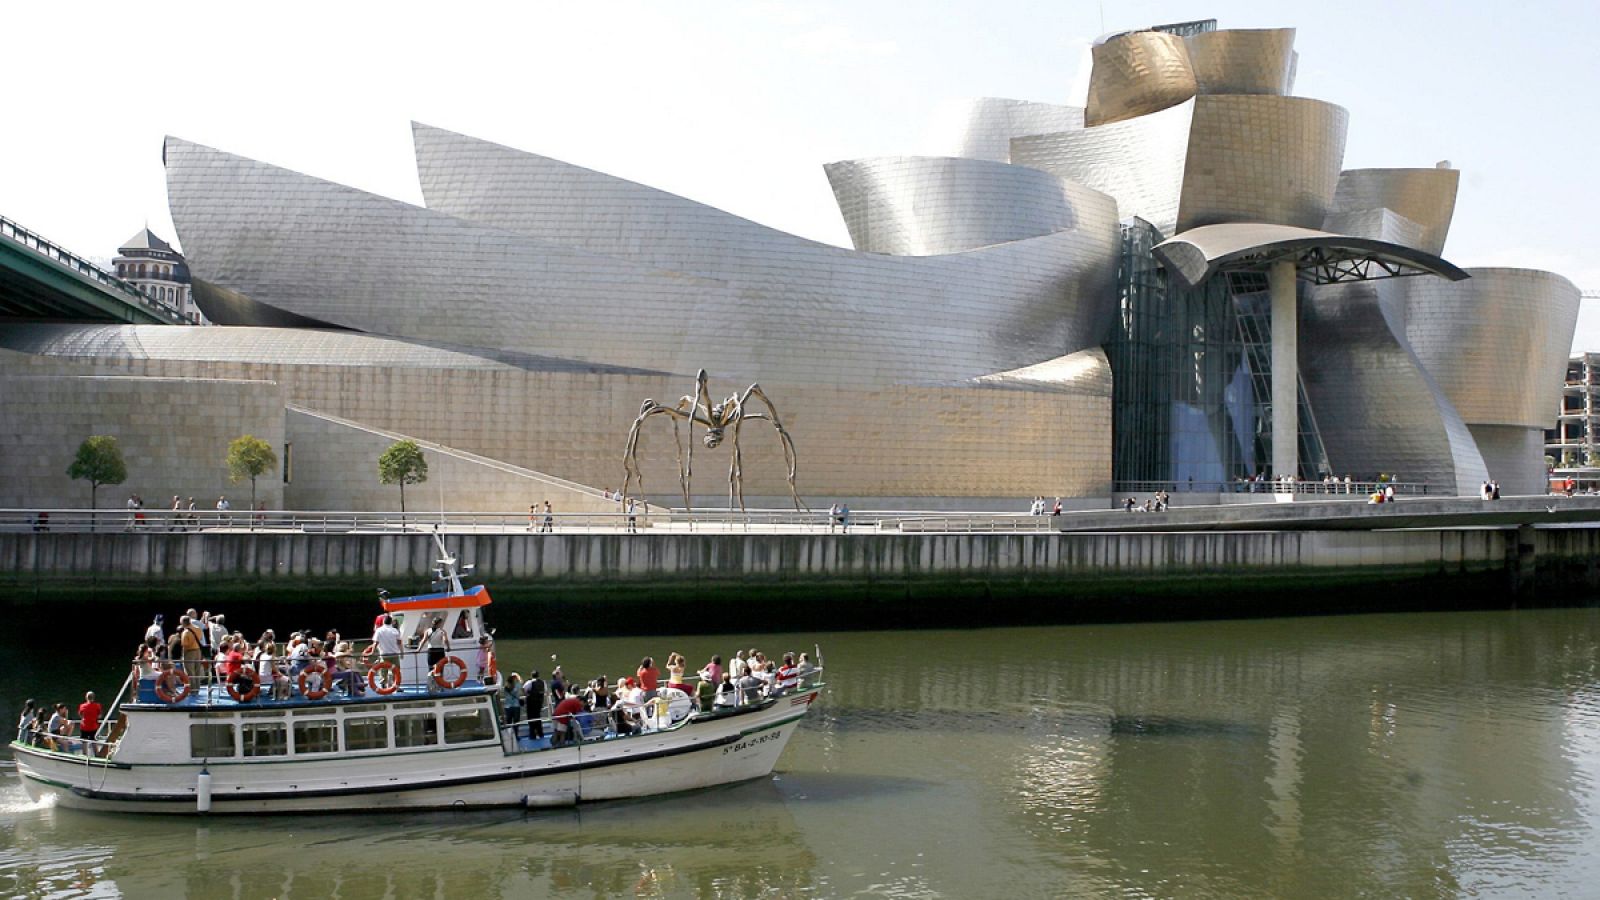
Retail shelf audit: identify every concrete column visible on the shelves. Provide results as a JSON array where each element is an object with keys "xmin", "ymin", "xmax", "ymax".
[{"xmin": 1270, "ymin": 260, "xmax": 1298, "ymax": 480}]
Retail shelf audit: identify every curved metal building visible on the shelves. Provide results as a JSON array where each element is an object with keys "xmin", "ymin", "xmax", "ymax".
[
  {"xmin": 823, "ymin": 156, "xmax": 1113, "ymax": 256},
  {"xmin": 0, "ymin": 15, "xmax": 1581, "ymax": 506}
]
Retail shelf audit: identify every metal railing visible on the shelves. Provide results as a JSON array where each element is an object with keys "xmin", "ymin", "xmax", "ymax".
[
  {"xmin": 0, "ymin": 215, "xmax": 194, "ymax": 325},
  {"xmin": 0, "ymin": 507, "xmax": 909, "ymax": 534},
  {"xmin": 1112, "ymin": 479, "xmax": 1432, "ymax": 496}
]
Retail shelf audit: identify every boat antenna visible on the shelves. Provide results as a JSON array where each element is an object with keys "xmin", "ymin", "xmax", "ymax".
[{"xmin": 431, "ymin": 531, "xmax": 464, "ymax": 595}]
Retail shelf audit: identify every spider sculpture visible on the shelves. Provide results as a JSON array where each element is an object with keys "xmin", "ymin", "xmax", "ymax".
[{"xmin": 622, "ymin": 369, "xmax": 804, "ymax": 512}]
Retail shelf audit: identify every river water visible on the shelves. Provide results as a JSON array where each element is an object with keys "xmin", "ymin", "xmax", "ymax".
[{"xmin": 3, "ymin": 607, "xmax": 1599, "ymax": 898}]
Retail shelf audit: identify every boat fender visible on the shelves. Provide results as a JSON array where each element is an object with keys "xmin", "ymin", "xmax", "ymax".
[
  {"xmin": 432, "ymin": 655, "xmax": 468, "ymax": 690},
  {"xmin": 523, "ymin": 790, "xmax": 578, "ymax": 809},
  {"xmin": 298, "ymin": 663, "xmax": 330, "ymax": 701},
  {"xmin": 225, "ymin": 669, "xmax": 261, "ymax": 703},
  {"xmin": 155, "ymin": 669, "xmax": 191, "ymax": 704},
  {"xmin": 197, "ymin": 768, "xmax": 212, "ymax": 814},
  {"xmin": 368, "ymin": 661, "xmax": 401, "ymax": 695}
]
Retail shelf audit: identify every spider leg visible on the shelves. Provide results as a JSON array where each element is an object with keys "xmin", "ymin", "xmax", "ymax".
[
  {"xmin": 621, "ymin": 400, "xmax": 656, "ymax": 504},
  {"xmin": 728, "ymin": 412, "xmax": 746, "ymax": 512},
  {"xmin": 742, "ymin": 384, "xmax": 807, "ymax": 512},
  {"xmin": 623, "ymin": 403, "xmax": 697, "ymax": 511}
]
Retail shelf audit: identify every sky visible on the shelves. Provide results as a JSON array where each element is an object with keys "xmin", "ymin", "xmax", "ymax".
[{"xmin": 6, "ymin": 0, "xmax": 1598, "ymax": 345}]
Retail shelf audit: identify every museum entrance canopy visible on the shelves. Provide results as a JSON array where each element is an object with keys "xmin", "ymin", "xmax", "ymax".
[
  {"xmin": 1151, "ymin": 222, "xmax": 1471, "ymax": 482},
  {"xmin": 1151, "ymin": 223, "xmax": 1471, "ymax": 291}
]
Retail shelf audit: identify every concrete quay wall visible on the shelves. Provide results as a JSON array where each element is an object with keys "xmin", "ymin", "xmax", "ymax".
[
  {"xmin": 0, "ymin": 527, "xmax": 1521, "ymax": 581},
  {"xmin": 2, "ymin": 527, "xmax": 1592, "ymax": 632}
]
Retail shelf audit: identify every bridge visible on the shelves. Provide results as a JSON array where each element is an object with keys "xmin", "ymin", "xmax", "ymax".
[{"xmin": 0, "ymin": 216, "xmax": 191, "ymax": 324}]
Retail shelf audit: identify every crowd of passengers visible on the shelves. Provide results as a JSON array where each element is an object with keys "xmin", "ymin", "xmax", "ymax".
[
  {"xmin": 101, "ymin": 607, "xmax": 818, "ymax": 731},
  {"xmin": 509, "ymin": 648, "xmax": 820, "ymax": 746}
]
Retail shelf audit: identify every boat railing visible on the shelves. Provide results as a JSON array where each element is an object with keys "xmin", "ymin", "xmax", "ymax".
[
  {"xmin": 503, "ymin": 665, "xmax": 825, "ymax": 750},
  {"xmin": 15, "ymin": 723, "xmax": 118, "ymax": 760},
  {"xmin": 127, "ymin": 643, "xmax": 492, "ymax": 705}
]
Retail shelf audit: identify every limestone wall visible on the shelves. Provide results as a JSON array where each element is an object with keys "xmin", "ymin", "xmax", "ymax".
[
  {"xmin": 0, "ymin": 375, "xmax": 285, "ymax": 510},
  {"xmin": 284, "ymin": 407, "xmax": 619, "ymax": 515},
  {"xmin": 0, "ymin": 343, "xmax": 1112, "ymax": 502}
]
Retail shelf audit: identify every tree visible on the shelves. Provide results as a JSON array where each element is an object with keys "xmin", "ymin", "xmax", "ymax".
[
  {"xmin": 226, "ymin": 435, "xmax": 278, "ymax": 516},
  {"xmin": 378, "ymin": 440, "xmax": 428, "ymax": 513},
  {"xmin": 66, "ymin": 435, "xmax": 127, "ymax": 510}
]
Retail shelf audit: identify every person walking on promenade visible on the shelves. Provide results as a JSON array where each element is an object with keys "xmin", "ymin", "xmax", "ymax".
[{"xmin": 541, "ymin": 500, "xmax": 554, "ymax": 534}]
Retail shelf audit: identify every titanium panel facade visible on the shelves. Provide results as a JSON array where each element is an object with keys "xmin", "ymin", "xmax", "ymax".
[
  {"xmin": 1467, "ymin": 424, "xmax": 1548, "ymax": 496},
  {"xmin": 170, "ymin": 135, "xmax": 1119, "ymax": 388},
  {"xmin": 1329, "ymin": 168, "xmax": 1460, "ymax": 256},
  {"xmin": 1011, "ymin": 100, "xmax": 1194, "ymax": 235},
  {"xmin": 1085, "ymin": 30, "xmax": 1197, "ymax": 127},
  {"xmin": 1300, "ymin": 281, "xmax": 1488, "ymax": 494},
  {"xmin": 1320, "ymin": 208, "xmax": 1428, "ymax": 254},
  {"xmin": 1185, "ymin": 29, "xmax": 1296, "ymax": 95},
  {"xmin": 938, "ymin": 98, "xmax": 1084, "ymax": 163},
  {"xmin": 1394, "ymin": 268, "xmax": 1581, "ymax": 428},
  {"xmin": 1177, "ymin": 95, "xmax": 1349, "ymax": 231},
  {"xmin": 823, "ymin": 156, "xmax": 1116, "ymax": 256}
]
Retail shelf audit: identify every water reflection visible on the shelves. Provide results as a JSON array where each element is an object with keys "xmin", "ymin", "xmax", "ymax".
[
  {"xmin": 0, "ymin": 778, "xmax": 820, "ymax": 898},
  {"xmin": 2, "ymin": 608, "xmax": 1598, "ymax": 898}
]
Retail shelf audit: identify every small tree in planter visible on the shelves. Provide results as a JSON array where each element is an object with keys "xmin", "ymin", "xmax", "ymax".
[
  {"xmin": 67, "ymin": 435, "xmax": 127, "ymax": 513},
  {"xmin": 226, "ymin": 435, "xmax": 278, "ymax": 526},
  {"xmin": 378, "ymin": 440, "xmax": 428, "ymax": 514}
]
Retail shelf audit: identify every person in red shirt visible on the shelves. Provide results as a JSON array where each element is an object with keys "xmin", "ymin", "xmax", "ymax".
[
  {"xmin": 636, "ymin": 656, "xmax": 661, "ymax": 702},
  {"xmin": 77, "ymin": 691, "xmax": 102, "ymax": 740},
  {"xmin": 552, "ymin": 695, "xmax": 586, "ymax": 746}
]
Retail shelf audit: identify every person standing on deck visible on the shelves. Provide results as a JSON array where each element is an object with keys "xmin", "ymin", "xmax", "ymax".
[
  {"xmin": 77, "ymin": 692, "xmax": 101, "ymax": 747},
  {"xmin": 422, "ymin": 616, "xmax": 448, "ymax": 673}
]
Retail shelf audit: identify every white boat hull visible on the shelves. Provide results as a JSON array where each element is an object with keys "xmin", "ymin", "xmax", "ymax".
[{"xmin": 15, "ymin": 692, "xmax": 818, "ymax": 815}]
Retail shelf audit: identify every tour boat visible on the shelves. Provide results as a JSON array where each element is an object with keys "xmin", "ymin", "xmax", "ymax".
[{"xmin": 10, "ymin": 537, "xmax": 824, "ymax": 814}]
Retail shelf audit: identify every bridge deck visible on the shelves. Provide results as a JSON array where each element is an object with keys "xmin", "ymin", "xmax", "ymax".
[{"xmin": 0, "ymin": 216, "xmax": 189, "ymax": 324}]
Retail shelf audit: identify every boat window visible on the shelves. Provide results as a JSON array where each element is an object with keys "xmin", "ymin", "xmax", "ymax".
[
  {"xmin": 293, "ymin": 719, "xmax": 338, "ymax": 754},
  {"xmin": 344, "ymin": 716, "xmax": 388, "ymax": 752},
  {"xmin": 443, "ymin": 709, "xmax": 495, "ymax": 744},
  {"xmin": 189, "ymin": 723, "xmax": 236, "ymax": 759},
  {"xmin": 241, "ymin": 710, "xmax": 285, "ymax": 719},
  {"xmin": 394, "ymin": 713, "xmax": 438, "ymax": 748},
  {"xmin": 242, "ymin": 722, "xmax": 288, "ymax": 757},
  {"xmin": 441, "ymin": 697, "xmax": 481, "ymax": 707},
  {"xmin": 451, "ymin": 610, "xmax": 475, "ymax": 639}
]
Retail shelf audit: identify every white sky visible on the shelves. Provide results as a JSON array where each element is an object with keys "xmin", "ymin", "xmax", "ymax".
[{"xmin": 6, "ymin": 0, "xmax": 1598, "ymax": 345}]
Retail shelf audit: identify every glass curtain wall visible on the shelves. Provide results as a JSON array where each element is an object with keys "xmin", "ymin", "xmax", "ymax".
[{"xmin": 1107, "ymin": 219, "xmax": 1330, "ymax": 490}]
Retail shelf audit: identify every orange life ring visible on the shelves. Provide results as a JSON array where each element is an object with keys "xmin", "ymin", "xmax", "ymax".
[
  {"xmin": 298, "ymin": 663, "xmax": 330, "ymax": 700},
  {"xmin": 485, "ymin": 652, "xmax": 498, "ymax": 682},
  {"xmin": 226, "ymin": 669, "xmax": 261, "ymax": 703},
  {"xmin": 368, "ymin": 660, "xmax": 401, "ymax": 695},
  {"xmin": 432, "ymin": 655, "xmax": 467, "ymax": 690},
  {"xmin": 154, "ymin": 670, "xmax": 191, "ymax": 704}
]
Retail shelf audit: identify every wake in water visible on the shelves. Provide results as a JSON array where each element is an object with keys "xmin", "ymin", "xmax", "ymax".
[{"xmin": 0, "ymin": 778, "xmax": 54, "ymax": 816}]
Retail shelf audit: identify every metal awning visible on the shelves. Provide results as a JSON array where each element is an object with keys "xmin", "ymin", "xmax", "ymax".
[{"xmin": 1152, "ymin": 222, "xmax": 1470, "ymax": 290}]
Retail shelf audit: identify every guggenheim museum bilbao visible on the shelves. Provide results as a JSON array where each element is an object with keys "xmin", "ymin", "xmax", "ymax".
[{"xmin": 0, "ymin": 18, "xmax": 1581, "ymax": 509}]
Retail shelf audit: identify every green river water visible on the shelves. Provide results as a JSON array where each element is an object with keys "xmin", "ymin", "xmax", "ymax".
[{"xmin": 3, "ymin": 607, "xmax": 1599, "ymax": 898}]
